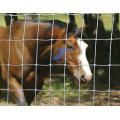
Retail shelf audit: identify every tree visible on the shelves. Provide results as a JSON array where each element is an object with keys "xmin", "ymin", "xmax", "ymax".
[{"xmin": 84, "ymin": 14, "xmax": 107, "ymax": 39}]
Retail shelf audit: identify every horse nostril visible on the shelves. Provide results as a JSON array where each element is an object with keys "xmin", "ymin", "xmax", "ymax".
[
  {"xmin": 80, "ymin": 75, "xmax": 86, "ymax": 84},
  {"xmin": 81, "ymin": 75, "xmax": 85, "ymax": 79}
]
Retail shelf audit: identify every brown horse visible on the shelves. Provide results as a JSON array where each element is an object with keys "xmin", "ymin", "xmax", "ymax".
[{"xmin": 0, "ymin": 16, "xmax": 92, "ymax": 105}]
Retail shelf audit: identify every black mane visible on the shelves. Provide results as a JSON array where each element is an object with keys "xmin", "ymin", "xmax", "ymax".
[
  {"xmin": 19, "ymin": 19, "xmax": 87, "ymax": 38},
  {"xmin": 42, "ymin": 19, "xmax": 67, "ymax": 29},
  {"xmin": 21, "ymin": 19, "xmax": 67, "ymax": 29},
  {"xmin": 43, "ymin": 19, "xmax": 87, "ymax": 38}
]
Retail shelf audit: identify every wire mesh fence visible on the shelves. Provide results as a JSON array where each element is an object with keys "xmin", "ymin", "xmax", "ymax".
[{"xmin": 0, "ymin": 13, "xmax": 120, "ymax": 106}]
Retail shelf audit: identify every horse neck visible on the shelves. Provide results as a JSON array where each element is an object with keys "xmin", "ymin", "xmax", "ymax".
[
  {"xmin": 0, "ymin": 26, "xmax": 6, "ymax": 39},
  {"xmin": 38, "ymin": 24, "xmax": 66, "ymax": 39},
  {"xmin": 37, "ymin": 25, "xmax": 66, "ymax": 64},
  {"xmin": 20, "ymin": 22, "xmax": 66, "ymax": 64}
]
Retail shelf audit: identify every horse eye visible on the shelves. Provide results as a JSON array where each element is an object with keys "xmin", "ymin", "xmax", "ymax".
[{"xmin": 68, "ymin": 46, "xmax": 74, "ymax": 50}]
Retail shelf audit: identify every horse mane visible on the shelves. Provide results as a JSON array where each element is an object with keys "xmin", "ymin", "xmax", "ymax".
[
  {"xmin": 14, "ymin": 19, "xmax": 87, "ymax": 39},
  {"xmin": 18, "ymin": 19, "xmax": 67, "ymax": 28},
  {"xmin": 41, "ymin": 20, "xmax": 67, "ymax": 33}
]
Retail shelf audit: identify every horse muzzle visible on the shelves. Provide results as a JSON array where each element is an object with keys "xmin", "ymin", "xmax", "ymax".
[
  {"xmin": 74, "ymin": 74, "xmax": 92, "ymax": 86},
  {"xmin": 80, "ymin": 74, "xmax": 92, "ymax": 84}
]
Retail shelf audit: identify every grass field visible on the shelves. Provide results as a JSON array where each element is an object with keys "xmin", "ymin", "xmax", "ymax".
[{"xmin": 0, "ymin": 13, "xmax": 120, "ymax": 30}]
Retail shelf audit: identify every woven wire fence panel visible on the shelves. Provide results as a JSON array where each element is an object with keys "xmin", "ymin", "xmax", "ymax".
[{"xmin": 0, "ymin": 13, "xmax": 120, "ymax": 106}]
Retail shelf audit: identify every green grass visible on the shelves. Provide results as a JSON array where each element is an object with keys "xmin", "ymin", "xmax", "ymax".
[
  {"xmin": 0, "ymin": 15, "xmax": 6, "ymax": 27},
  {"xmin": 1, "ymin": 13, "xmax": 119, "ymax": 31}
]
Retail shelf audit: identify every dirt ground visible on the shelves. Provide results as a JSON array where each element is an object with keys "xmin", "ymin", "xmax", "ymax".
[
  {"xmin": 1, "ymin": 89, "xmax": 120, "ymax": 106},
  {"xmin": 0, "ymin": 71, "xmax": 120, "ymax": 106}
]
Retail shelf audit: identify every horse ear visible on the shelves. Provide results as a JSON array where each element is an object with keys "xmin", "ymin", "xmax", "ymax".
[
  {"xmin": 68, "ymin": 13, "xmax": 77, "ymax": 34},
  {"xmin": 79, "ymin": 25, "xmax": 90, "ymax": 39}
]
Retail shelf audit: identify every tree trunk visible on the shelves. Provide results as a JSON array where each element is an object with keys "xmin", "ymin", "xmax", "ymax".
[
  {"xmin": 84, "ymin": 14, "xmax": 107, "ymax": 39},
  {"xmin": 5, "ymin": 13, "xmax": 18, "ymax": 26},
  {"xmin": 112, "ymin": 14, "xmax": 120, "ymax": 38}
]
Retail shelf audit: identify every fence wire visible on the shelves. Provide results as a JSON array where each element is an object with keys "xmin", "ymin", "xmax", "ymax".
[{"xmin": 0, "ymin": 13, "xmax": 120, "ymax": 106}]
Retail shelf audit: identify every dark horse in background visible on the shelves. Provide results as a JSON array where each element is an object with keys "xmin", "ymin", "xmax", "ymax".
[{"xmin": 0, "ymin": 14, "xmax": 92, "ymax": 105}]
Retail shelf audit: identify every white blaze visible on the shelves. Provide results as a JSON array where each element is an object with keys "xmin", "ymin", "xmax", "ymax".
[{"xmin": 77, "ymin": 38, "xmax": 92, "ymax": 77}]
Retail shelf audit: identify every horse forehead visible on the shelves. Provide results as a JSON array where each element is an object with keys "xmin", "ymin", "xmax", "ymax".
[{"xmin": 77, "ymin": 38, "xmax": 88, "ymax": 51}]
